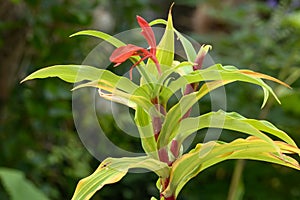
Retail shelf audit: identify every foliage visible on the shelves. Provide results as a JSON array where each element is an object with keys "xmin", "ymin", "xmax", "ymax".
[
  {"xmin": 0, "ymin": 0, "xmax": 102, "ymax": 199},
  {"xmin": 22, "ymin": 3, "xmax": 300, "ymax": 200},
  {"xmin": 0, "ymin": 168, "xmax": 49, "ymax": 200},
  {"xmin": 187, "ymin": 1, "xmax": 300, "ymax": 199},
  {"xmin": 2, "ymin": 0, "xmax": 162, "ymax": 199}
]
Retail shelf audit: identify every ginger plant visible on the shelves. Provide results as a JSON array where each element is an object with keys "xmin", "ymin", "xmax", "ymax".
[{"xmin": 22, "ymin": 4, "xmax": 300, "ymax": 200}]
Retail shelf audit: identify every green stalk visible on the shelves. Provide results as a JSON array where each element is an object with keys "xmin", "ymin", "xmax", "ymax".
[{"xmin": 227, "ymin": 160, "xmax": 245, "ymax": 200}]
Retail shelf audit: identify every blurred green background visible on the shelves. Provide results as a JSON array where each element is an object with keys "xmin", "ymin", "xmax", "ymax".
[{"xmin": 1, "ymin": 0, "xmax": 300, "ymax": 199}]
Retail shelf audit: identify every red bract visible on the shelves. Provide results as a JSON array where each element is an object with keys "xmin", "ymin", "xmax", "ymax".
[
  {"xmin": 136, "ymin": 16, "xmax": 156, "ymax": 55},
  {"xmin": 109, "ymin": 16, "xmax": 161, "ymax": 79}
]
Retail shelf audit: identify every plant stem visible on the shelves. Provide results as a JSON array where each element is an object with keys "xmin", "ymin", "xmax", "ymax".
[
  {"xmin": 157, "ymin": 48, "xmax": 209, "ymax": 200},
  {"xmin": 227, "ymin": 159, "xmax": 245, "ymax": 200},
  {"xmin": 227, "ymin": 104, "xmax": 271, "ymax": 200},
  {"xmin": 165, "ymin": 196, "xmax": 175, "ymax": 200}
]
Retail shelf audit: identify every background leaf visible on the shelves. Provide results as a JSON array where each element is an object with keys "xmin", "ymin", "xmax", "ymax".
[{"xmin": 0, "ymin": 168, "xmax": 49, "ymax": 200}]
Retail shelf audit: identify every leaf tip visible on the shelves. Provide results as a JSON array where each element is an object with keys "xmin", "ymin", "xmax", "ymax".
[
  {"xmin": 69, "ymin": 31, "xmax": 84, "ymax": 38},
  {"xmin": 20, "ymin": 78, "xmax": 27, "ymax": 84},
  {"xmin": 69, "ymin": 32, "xmax": 77, "ymax": 38},
  {"xmin": 169, "ymin": 2, "xmax": 175, "ymax": 15},
  {"xmin": 20, "ymin": 75, "xmax": 33, "ymax": 84}
]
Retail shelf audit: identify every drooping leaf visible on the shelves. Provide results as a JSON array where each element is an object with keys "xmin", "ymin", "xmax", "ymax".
[
  {"xmin": 70, "ymin": 30, "xmax": 126, "ymax": 47},
  {"xmin": 176, "ymin": 110, "xmax": 298, "ymax": 148},
  {"xmin": 157, "ymin": 64, "xmax": 290, "ymax": 148},
  {"xmin": 149, "ymin": 19, "xmax": 166, "ymax": 27},
  {"xmin": 20, "ymin": 65, "xmax": 159, "ymax": 109},
  {"xmin": 21, "ymin": 65, "xmax": 103, "ymax": 83},
  {"xmin": 163, "ymin": 64, "xmax": 287, "ymax": 107},
  {"xmin": 72, "ymin": 156, "xmax": 169, "ymax": 200},
  {"xmin": 72, "ymin": 80, "xmax": 154, "ymax": 112},
  {"xmin": 238, "ymin": 69, "xmax": 291, "ymax": 88},
  {"xmin": 162, "ymin": 137, "xmax": 300, "ymax": 198},
  {"xmin": 97, "ymin": 89, "xmax": 137, "ymax": 108},
  {"xmin": 21, "ymin": 65, "xmax": 138, "ymax": 94}
]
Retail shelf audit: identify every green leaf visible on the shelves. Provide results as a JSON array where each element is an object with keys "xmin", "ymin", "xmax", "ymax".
[
  {"xmin": 173, "ymin": 61, "xmax": 194, "ymax": 76},
  {"xmin": 73, "ymin": 80, "xmax": 154, "ymax": 112},
  {"xmin": 158, "ymin": 80, "xmax": 229, "ymax": 149},
  {"xmin": 174, "ymin": 30, "xmax": 197, "ymax": 63},
  {"xmin": 20, "ymin": 65, "xmax": 160, "ymax": 113},
  {"xmin": 135, "ymin": 106, "xmax": 158, "ymax": 159},
  {"xmin": 158, "ymin": 79, "xmax": 235, "ymax": 149},
  {"xmin": 152, "ymin": 61, "xmax": 194, "ymax": 105},
  {"xmin": 158, "ymin": 65, "xmax": 289, "ymax": 143},
  {"xmin": 164, "ymin": 64, "xmax": 284, "ymax": 107},
  {"xmin": 176, "ymin": 110, "xmax": 297, "ymax": 149},
  {"xmin": 149, "ymin": 19, "xmax": 167, "ymax": 27},
  {"xmin": 70, "ymin": 30, "xmax": 126, "ymax": 47},
  {"xmin": 21, "ymin": 65, "xmax": 138, "ymax": 94},
  {"xmin": 72, "ymin": 156, "xmax": 169, "ymax": 200},
  {"xmin": 158, "ymin": 65, "xmax": 292, "ymax": 150},
  {"xmin": 162, "ymin": 137, "xmax": 300, "ymax": 198},
  {"xmin": 0, "ymin": 168, "xmax": 49, "ymax": 200},
  {"xmin": 21, "ymin": 65, "xmax": 102, "ymax": 83},
  {"xmin": 155, "ymin": 5, "xmax": 175, "ymax": 70},
  {"xmin": 150, "ymin": 19, "xmax": 197, "ymax": 62}
]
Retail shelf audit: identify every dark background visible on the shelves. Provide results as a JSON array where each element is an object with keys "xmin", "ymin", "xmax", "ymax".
[{"xmin": 1, "ymin": 0, "xmax": 300, "ymax": 199}]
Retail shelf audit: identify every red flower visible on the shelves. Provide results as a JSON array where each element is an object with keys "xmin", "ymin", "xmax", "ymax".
[{"xmin": 110, "ymin": 16, "xmax": 161, "ymax": 79}]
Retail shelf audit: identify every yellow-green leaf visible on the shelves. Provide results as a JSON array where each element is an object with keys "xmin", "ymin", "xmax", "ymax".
[
  {"xmin": 21, "ymin": 65, "xmax": 138, "ymax": 95},
  {"xmin": 176, "ymin": 110, "xmax": 298, "ymax": 149},
  {"xmin": 72, "ymin": 156, "xmax": 169, "ymax": 200},
  {"xmin": 70, "ymin": 30, "xmax": 125, "ymax": 47},
  {"xmin": 135, "ymin": 106, "xmax": 158, "ymax": 159},
  {"xmin": 163, "ymin": 137, "xmax": 300, "ymax": 198},
  {"xmin": 155, "ymin": 4, "xmax": 174, "ymax": 70}
]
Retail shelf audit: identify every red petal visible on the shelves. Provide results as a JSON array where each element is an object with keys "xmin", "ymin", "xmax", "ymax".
[
  {"xmin": 109, "ymin": 44, "xmax": 144, "ymax": 63},
  {"xmin": 136, "ymin": 16, "xmax": 156, "ymax": 55}
]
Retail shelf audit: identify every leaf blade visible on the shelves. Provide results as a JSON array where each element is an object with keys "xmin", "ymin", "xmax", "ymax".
[
  {"xmin": 0, "ymin": 168, "xmax": 49, "ymax": 200},
  {"xmin": 21, "ymin": 65, "xmax": 139, "ymax": 94},
  {"xmin": 70, "ymin": 30, "xmax": 126, "ymax": 47},
  {"xmin": 155, "ymin": 5, "xmax": 175, "ymax": 69},
  {"xmin": 72, "ymin": 156, "xmax": 169, "ymax": 200},
  {"xmin": 163, "ymin": 137, "xmax": 300, "ymax": 198}
]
